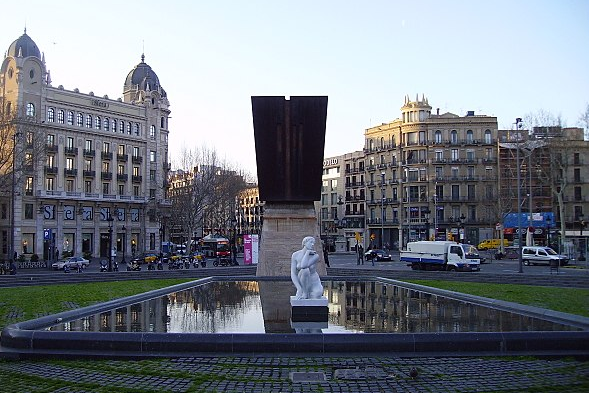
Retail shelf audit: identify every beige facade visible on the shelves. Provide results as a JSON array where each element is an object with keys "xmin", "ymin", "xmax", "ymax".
[
  {"xmin": 0, "ymin": 31, "xmax": 170, "ymax": 263},
  {"xmin": 363, "ymin": 95, "xmax": 499, "ymax": 248}
]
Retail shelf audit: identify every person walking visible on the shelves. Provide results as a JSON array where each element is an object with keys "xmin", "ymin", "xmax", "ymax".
[
  {"xmin": 358, "ymin": 245, "xmax": 364, "ymax": 265},
  {"xmin": 323, "ymin": 245, "xmax": 330, "ymax": 268}
]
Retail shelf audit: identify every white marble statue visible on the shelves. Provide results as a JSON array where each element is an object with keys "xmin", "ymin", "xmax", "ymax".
[{"xmin": 291, "ymin": 236, "xmax": 324, "ymax": 299}]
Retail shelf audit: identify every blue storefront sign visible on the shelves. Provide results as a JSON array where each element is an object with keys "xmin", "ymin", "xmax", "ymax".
[{"xmin": 503, "ymin": 212, "xmax": 555, "ymax": 228}]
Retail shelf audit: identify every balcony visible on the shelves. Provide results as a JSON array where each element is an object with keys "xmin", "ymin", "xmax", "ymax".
[
  {"xmin": 83, "ymin": 149, "xmax": 95, "ymax": 157},
  {"xmin": 132, "ymin": 156, "xmax": 143, "ymax": 164},
  {"xmin": 117, "ymin": 154, "xmax": 128, "ymax": 162},
  {"xmin": 64, "ymin": 168, "xmax": 77, "ymax": 177},
  {"xmin": 83, "ymin": 170, "xmax": 96, "ymax": 178},
  {"xmin": 117, "ymin": 174, "xmax": 128, "ymax": 182},
  {"xmin": 132, "ymin": 175, "xmax": 143, "ymax": 183},
  {"xmin": 46, "ymin": 144, "xmax": 58, "ymax": 153},
  {"xmin": 101, "ymin": 152, "xmax": 113, "ymax": 160},
  {"xmin": 101, "ymin": 172, "xmax": 112, "ymax": 180},
  {"xmin": 44, "ymin": 166, "xmax": 58, "ymax": 174},
  {"xmin": 64, "ymin": 147, "xmax": 78, "ymax": 156}
]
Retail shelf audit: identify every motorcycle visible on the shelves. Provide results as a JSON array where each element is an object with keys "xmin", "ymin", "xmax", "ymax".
[
  {"xmin": 157, "ymin": 260, "xmax": 163, "ymax": 270},
  {"xmin": 126, "ymin": 261, "xmax": 141, "ymax": 271},
  {"xmin": 100, "ymin": 260, "xmax": 108, "ymax": 272},
  {"xmin": 183, "ymin": 258, "xmax": 190, "ymax": 269},
  {"xmin": 213, "ymin": 257, "xmax": 234, "ymax": 267}
]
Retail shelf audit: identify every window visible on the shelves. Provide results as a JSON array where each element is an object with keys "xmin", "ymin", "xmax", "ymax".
[
  {"xmin": 133, "ymin": 123, "xmax": 139, "ymax": 135},
  {"xmin": 575, "ymin": 186, "xmax": 582, "ymax": 201},
  {"xmin": 435, "ymin": 130, "xmax": 442, "ymax": 143},
  {"xmin": 484, "ymin": 129, "xmax": 492, "ymax": 144},
  {"xmin": 102, "ymin": 161, "xmax": 110, "ymax": 172},
  {"xmin": 450, "ymin": 130, "xmax": 458, "ymax": 144},
  {"xmin": 66, "ymin": 179, "xmax": 74, "ymax": 192},
  {"xmin": 46, "ymin": 155, "xmax": 55, "ymax": 167},
  {"xmin": 133, "ymin": 167, "xmax": 140, "ymax": 176},
  {"xmin": 466, "ymin": 150, "xmax": 475, "ymax": 161},
  {"xmin": 435, "ymin": 151, "xmax": 443, "ymax": 161},
  {"xmin": 47, "ymin": 134, "xmax": 55, "ymax": 146},
  {"xmin": 95, "ymin": 116, "xmax": 101, "ymax": 130},
  {"xmin": 133, "ymin": 147, "xmax": 139, "ymax": 157},
  {"xmin": 66, "ymin": 137, "xmax": 74, "ymax": 149},
  {"xmin": 161, "ymin": 117, "xmax": 165, "ymax": 128},
  {"xmin": 111, "ymin": 119, "xmax": 116, "ymax": 132},
  {"xmin": 84, "ymin": 159, "xmax": 92, "ymax": 171},
  {"xmin": 76, "ymin": 113, "xmax": 83, "ymax": 127},
  {"xmin": 102, "ymin": 183, "xmax": 110, "ymax": 194},
  {"xmin": 150, "ymin": 125, "xmax": 156, "ymax": 139},
  {"xmin": 467, "ymin": 184, "xmax": 475, "ymax": 199},
  {"xmin": 149, "ymin": 169, "xmax": 155, "ymax": 180},
  {"xmin": 118, "ymin": 144, "xmax": 125, "ymax": 155},
  {"xmin": 85, "ymin": 139, "xmax": 93, "ymax": 151},
  {"xmin": 466, "ymin": 130, "xmax": 473, "ymax": 143},
  {"xmin": 45, "ymin": 177, "xmax": 54, "ymax": 191},
  {"xmin": 26, "ymin": 103, "xmax": 35, "ymax": 117},
  {"xmin": 119, "ymin": 121, "xmax": 124, "ymax": 133},
  {"xmin": 118, "ymin": 164, "xmax": 125, "ymax": 175},
  {"xmin": 103, "ymin": 142, "xmax": 110, "ymax": 153},
  {"xmin": 451, "ymin": 185, "xmax": 460, "ymax": 200},
  {"xmin": 85, "ymin": 114, "xmax": 92, "ymax": 128},
  {"xmin": 126, "ymin": 122, "xmax": 131, "ymax": 134},
  {"xmin": 451, "ymin": 149, "xmax": 459, "ymax": 161},
  {"xmin": 67, "ymin": 111, "xmax": 74, "ymax": 125},
  {"xmin": 103, "ymin": 117, "xmax": 109, "ymax": 131},
  {"xmin": 66, "ymin": 157, "xmax": 74, "ymax": 170},
  {"xmin": 133, "ymin": 186, "xmax": 140, "ymax": 197},
  {"xmin": 47, "ymin": 108, "xmax": 55, "ymax": 122},
  {"xmin": 57, "ymin": 110, "xmax": 65, "ymax": 124},
  {"xmin": 84, "ymin": 180, "xmax": 92, "ymax": 193},
  {"xmin": 118, "ymin": 184, "xmax": 125, "ymax": 195},
  {"xmin": 150, "ymin": 151, "xmax": 156, "ymax": 162},
  {"xmin": 25, "ymin": 177, "xmax": 33, "ymax": 195},
  {"xmin": 24, "ymin": 204, "xmax": 34, "ymax": 219},
  {"xmin": 149, "ymin": 189, "xmax": 156, "ymax": 199}
]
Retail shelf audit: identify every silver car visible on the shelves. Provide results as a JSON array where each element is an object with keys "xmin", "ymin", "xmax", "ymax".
[
  {"xmin": 52, "ymin": 256, "xmax": 90, "ymax": 270},
  {"xmin": 522, "ymin": 246, "xmax": 568, "ymax": 266}
]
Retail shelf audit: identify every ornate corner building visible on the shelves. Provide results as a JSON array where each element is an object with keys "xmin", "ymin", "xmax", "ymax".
[
  {"xmin": 0, "ymin": 30, "xmax": 171, "ymax": 263},
  {"xmin": 362, "ymin": 95, "xmax": 500, "ymax": 249}
]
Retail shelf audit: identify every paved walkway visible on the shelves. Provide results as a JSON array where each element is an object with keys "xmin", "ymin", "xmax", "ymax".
[{"xmin": 0, "ymin": 355, "xmax": 587, "ymax": 392}]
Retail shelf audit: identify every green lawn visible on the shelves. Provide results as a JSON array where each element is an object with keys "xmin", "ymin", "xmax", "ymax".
[{"xmin": 0, "ymin": 278, "xmax": 587, "ymax": 331}]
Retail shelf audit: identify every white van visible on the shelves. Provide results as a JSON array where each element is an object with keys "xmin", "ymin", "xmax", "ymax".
[{"xmin": 522, "ymin": 246, "xmax": 569, "ymax": 266}]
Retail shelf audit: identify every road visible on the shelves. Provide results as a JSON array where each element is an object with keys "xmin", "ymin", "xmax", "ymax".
[{"xmin": 15, "ymin": 250, "xmax": 589, "ymax": 278}]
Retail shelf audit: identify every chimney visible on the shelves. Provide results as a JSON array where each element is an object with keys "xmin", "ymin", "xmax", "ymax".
[{"xmin": 436, "ymin": 108, "xmax": 439, "ymax": 115}]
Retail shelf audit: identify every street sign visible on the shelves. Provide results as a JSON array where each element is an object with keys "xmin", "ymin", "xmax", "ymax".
[{"xmin": 43, "ymin": 229, "xmax": 52, "ymax": 241}]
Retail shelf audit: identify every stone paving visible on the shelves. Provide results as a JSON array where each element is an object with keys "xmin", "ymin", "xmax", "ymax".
[{"xmin": 0, "ymin": 355, "xmax": 587, "ymax": 392}]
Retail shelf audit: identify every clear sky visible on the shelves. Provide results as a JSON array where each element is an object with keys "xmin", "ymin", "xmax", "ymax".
[{"xmin": 3, "ymin": 0, "xmax": 588, "ymax": 177}]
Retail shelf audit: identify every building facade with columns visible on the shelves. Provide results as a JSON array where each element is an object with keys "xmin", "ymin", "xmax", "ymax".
[
  {"xmin": 0, "ymin": 30, "xmax": 171, "ymax": 263},
  {"xmin": 363, "ymin": 95, "xmax": 499, "ymax": 249}
]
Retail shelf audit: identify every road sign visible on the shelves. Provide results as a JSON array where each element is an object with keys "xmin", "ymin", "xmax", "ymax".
[{"xmin": 43, "ymin": 229, "xmax": 52, "ymax": 241}]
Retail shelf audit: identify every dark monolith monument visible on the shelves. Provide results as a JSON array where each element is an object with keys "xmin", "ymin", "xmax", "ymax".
[{"xmin": 252, "ymin": 96, "xmax": 328, "ymax": 277}]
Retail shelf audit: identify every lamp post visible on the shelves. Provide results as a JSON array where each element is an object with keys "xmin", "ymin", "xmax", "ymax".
[
  {"xmin": 231, "ymin": 216, "xmax": 237, "ymax": 264},
  {"xmin": 515, "ymin": 117, "xmax": 524, "ymax": 273},
  {"xmin": 546, "ymin": 217, "xmax": 551, "ymax": 248},
  {"xmin": 433, "ymin": 194, "xmax": 438, "ymax": 241},
  {"xmin": 579, "ymin": 214, "xmax": 586, "ymax": 261},
  {"xmin": 107, "ymin": 215, "xmax": 114, "ymax": 272},
  {"xmin": 121, "ymin": 225, "xmax": 127, "ymax": 265},
  {"xmin": 381, "ymin": 174, "xmax": 385, "ymax": 249},
  {"xmin": 424, "ymin": 208, "xmax": 431, "ymax": 241},
  {"xmin": 459, "ymin": 214, "xmax": 466, "ymax": 243}
]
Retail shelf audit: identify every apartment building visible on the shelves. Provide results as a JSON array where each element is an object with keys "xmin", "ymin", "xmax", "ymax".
[
  {"xmin": 363, "ymin": 95, "xmax": 499, "ymax": 249},
  {"xmin": 0, "ymin": 30, "xmax": 170, "ymax": 262}
]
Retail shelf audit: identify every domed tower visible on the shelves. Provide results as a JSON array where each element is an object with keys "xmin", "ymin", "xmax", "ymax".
[
  {"xmin": 1, "ymin": 29, "xmax": 50, "ymax": 117},
  {"xmin": 401, "ymin": 94, "xmax": 432, "ymax": 123}
]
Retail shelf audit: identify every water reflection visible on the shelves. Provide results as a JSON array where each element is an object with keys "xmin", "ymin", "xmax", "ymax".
[{"xmin": 48, "ymin": 280, "xmax": 579, "ymax": 334}]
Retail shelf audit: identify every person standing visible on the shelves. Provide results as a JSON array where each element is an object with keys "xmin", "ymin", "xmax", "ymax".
[
  {"xmin": 323, "ymin": 244, "xmax": 330, "ymax": 268},
  {"xmin": 358, "ymin": 244, "xmax": 364, "ymax": 265}
]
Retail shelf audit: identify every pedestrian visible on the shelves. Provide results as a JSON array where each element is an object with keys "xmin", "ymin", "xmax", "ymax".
[
  {"xmin": 9, "ymin": 259, "xmax": 16, "ymax": 275},
  {"xmin": 55, "ymin": 249, "xmax": 59, "ymax": 261},
  {"xmin": 358, "ymin": 245, "xmax": 364, "ymax": 265},
  {"xmin": 323, "ymin": 245, "xmax": 330, "ymax": 268}
]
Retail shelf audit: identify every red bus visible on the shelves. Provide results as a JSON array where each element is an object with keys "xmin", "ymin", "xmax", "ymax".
[{"xmin": 201, "ymin": 235, "xmax": 231, "ymax": 259}]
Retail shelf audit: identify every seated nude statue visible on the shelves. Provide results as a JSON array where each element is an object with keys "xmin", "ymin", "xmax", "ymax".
[{"xmin": 291, "ymin": 236, "xmax": 324, "ymax": 299}]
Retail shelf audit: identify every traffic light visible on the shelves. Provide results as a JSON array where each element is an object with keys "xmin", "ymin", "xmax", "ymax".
[{"xmin": 370, "ymin": 233, "xmax": 376, "ymax": 241}]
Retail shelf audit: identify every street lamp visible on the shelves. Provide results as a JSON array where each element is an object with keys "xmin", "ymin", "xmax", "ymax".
[
  {"xmin": 231, "ymin": 216, "xmax": 238, "ymax": 264},
  {"xmin": 433, "ymin": 194, "xmax": 438, "ymax": 241},
  {"xmin": 121, "ymin": 225, "xmax": 127, "ymax": 265},
  {"xmin": 459, "ymin": 214, "xmax": 466, "ymax": 243},
  {"xmin": 424, "ymin": 208, "xmax": 431, "ymax": 241},
  {"xmin": 107, "ymin": 215, "xmax": 114, "ymax": 272},
  {"xmin": 546, "ymin": 217, "xmax": 552, "ymax": 248},
  {"xmin": 381, "ymin": 173, "xmax": 386, "ymax": 249},
  {"xmin": 579, "ymin": 214, "xmax": 586, "ymax": 261},
  {"xmin": 515, "ymin": 117, "xmax": 524, "ymax": 273}
]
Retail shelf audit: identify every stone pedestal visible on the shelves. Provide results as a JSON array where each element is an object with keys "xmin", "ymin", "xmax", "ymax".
[
  {"xmin": 256, "ymin": 202, "xmax": 327, "ymax": 277},
  {"xmin": 290, "ymin": 296, "xmax": 328, "ymax": 322}
]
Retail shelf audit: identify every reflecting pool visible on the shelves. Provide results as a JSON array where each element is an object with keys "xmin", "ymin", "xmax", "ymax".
[{"xmin": 47, "ymin": 280, "xmax": 580, "ymax": 334}]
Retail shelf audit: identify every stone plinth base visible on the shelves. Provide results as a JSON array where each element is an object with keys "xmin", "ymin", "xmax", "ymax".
[
  {"xmin": 290, "ymin": 296, "xmax": 328, "ymax": 322},
  {"xmin": 256, "ymin": 202, "xmax": 326, "ymax": 277}
]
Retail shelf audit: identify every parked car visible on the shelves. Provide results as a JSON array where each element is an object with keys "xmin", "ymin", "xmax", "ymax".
[
  {"xmin": 364, "ymin": 249, "xmax": 393, "ymax": 261},
  {"xmin": 522, "ymin": 246, "xmax": 569, "ymax": 266},
  {"xmin": 52, "ymin": 256, "xmax": 90, "ymax": 270},
  {"xmin": 131, "ymin": 252, "xmax": 159, "ymax": 265}
]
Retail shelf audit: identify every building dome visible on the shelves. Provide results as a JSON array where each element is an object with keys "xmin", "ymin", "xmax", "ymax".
[
  {"xmin": 7, "ymin": 29, "xmax": 41, "ymax": 59},
  {"xmin": 124, "ymin": 54, "xmax": 166, "ymax": 98}
]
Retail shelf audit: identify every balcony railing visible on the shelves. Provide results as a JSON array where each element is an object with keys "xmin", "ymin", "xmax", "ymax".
[
  {"xmin": 101, "ymin": 172, "xmax": 112, "ymax": 180},
  {"xmin": 132, "ymin": 175, "xmax": 142, "ymax": 183},
  {"xmin": 117, "ymin": 174, "xmax": 128, "ymax": 182},
  {"xmin": 64, "ymin": 147, "xmax": 78, "ymax": 156},
  {"xmin": 101, "ymin": 152, "xmax": 113, "ymax": 160},
  {"xmin": 64, "ymin": 168, "xmax": 77, "ymax": 177},
  {"xmin": 117, "ymin": 154, "xmax": 128, "ymax": 162},
  {"xmin": 83, "ymin": 149, "xmax": 95, "ymax": 157},
  {"xmin": 44, "ymin": 166, "xmax": 58, "ymax": 174},
  {"xmin": 83, "ymin": 170, "xmax": 96, "ymax": 178},
  {"xmin": 132, "ymin": 156, "xmax": 143, "ymax": 164}
]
